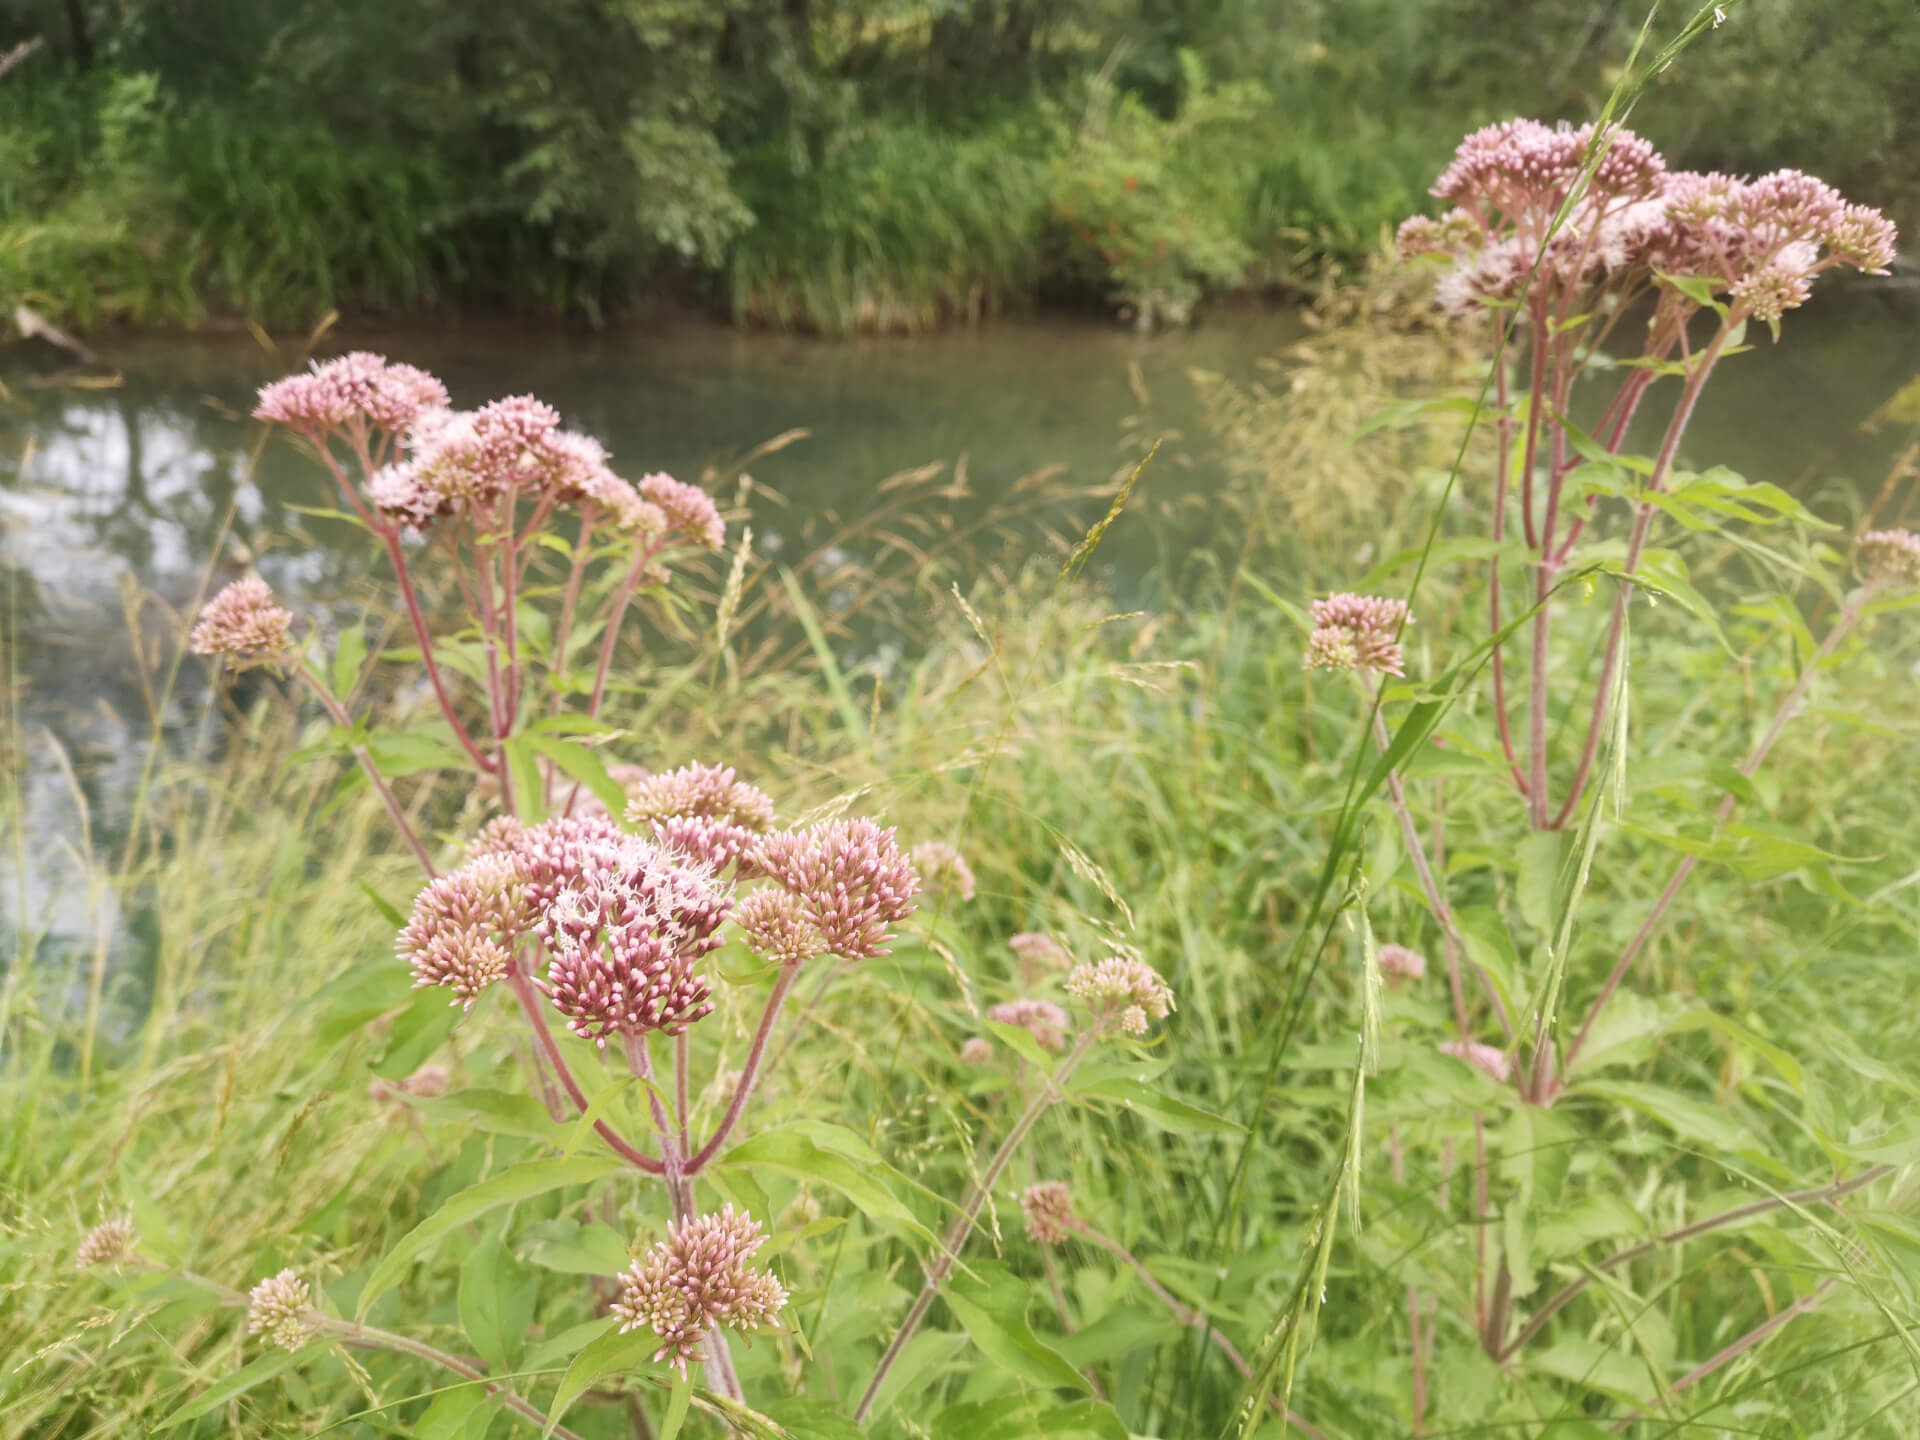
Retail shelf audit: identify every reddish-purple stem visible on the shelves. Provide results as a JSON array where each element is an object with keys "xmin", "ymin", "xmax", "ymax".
[
  {"xmin": 685, "ymin": 968, "xmax": 798, "ymax": 1174},
  {"xmin": 504, "ymin": 968, "xmax": 665, "ymax": 1174}
]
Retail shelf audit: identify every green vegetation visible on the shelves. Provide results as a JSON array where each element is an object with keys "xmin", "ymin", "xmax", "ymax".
[
  {"xmin": 2, "ymin": 0, "xmax": 1917, "ymax": 334},
  {"xmin": 9, "ymin": 234, "xmax": 1920, "ymax": 1431}
]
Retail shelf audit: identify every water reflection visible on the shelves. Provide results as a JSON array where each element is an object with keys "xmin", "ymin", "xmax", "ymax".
[{"xmin": 3, "ymin": 295, "xmax": 1916, "ymax": 977}]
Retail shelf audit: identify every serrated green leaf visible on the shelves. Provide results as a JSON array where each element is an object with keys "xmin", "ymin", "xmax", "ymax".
[
  {"xmin": 716, "ymin": 1127, "xmax": 937, "ymax": 1243},
  {"xmin": 332, "ymin": 621, "xmax": 369, "ymax": 702},
  {"xmin": 543, "ymin": 1322, "xmax": 659, "ymax": 1437},
  {"xmin": 367, "ymin": 729, "xmax": 466, "ymax": 777},
  {"xmin": 460, "ymin": 1235, "xmax": 534, "ymax": 1374}
]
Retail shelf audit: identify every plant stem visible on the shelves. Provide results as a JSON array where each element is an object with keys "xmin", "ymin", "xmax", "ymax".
[
  {"xmin": 504, "ymin": 967, "xmax": 665, "ymax": 1174},
  {"xmin": 1551, "ymin": 317, "xmax": 1733, "ymax": 829},
  {"xmin": 548, "ymin": 509, "xmax": 599, "ymax": 720},
  {"xmin": 685, "ymin": 969, "xmax": 797, "ymax": 1175},
  {"xmin": 178, "ymin": 1270, "xmax": 587, "ymax": 1440},
  {"xmin": 1560, "ymin": 589, "xmax": 1869, "ymax": 1078},
  {"xmin": 1360, "ymin": 675, "xmax": 1503, "ymax": 1041},
  {"xmin": 853, "ymin": 1029, "xmax": 1098, "ymax": 1424},
  {"xmin": 1606, "ymin": 1282, "xmax": 1834, "ymax": 1433},
  {"xmin": 291, "ymin": 664, "xmax": 435, "ymax": 875},
  {"xmin": 1488, "ymin": 316, "xmax": 1528, "ymax": 795},
  {"xmin": 1499, "ymin": 1165, "xmax": 1890, "ymax": 1361}
]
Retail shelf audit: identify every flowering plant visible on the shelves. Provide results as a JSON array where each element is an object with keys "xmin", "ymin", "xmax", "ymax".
[{"xmin": 106, "ymin": 351, "xmax": 1190, "ymax": 1433}]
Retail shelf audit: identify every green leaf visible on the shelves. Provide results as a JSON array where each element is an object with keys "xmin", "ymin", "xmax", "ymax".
[
  {"xmin": 525, "ymin": 736, "xmax": 627, "ymax": 824},
  {"xmin": 156, "ymin": 1341, "xmax": 327, "ymax": 1428},
  {"xmin": 544, "ymin": 1323, "xmax": 658, "ymax": 1438},
  {"xmin": 1574, "ymin": 1080, "xmax": 1757, "ymax": 1157},
  {"xmin": 359, "ymin": 882, "xmax": 406, "ymax": 928},
  {"xmin": 1515, "ymin": 832, "xmax": 1564, "ymax": 934},
  {"xmin": 1070, "ymin": 1071, "xmax": 1244, "ymax": 1134},
  {"xmin": 1614, "ymin": 549, "xmax": 1732, "ymax": 653},
  {"xmin": 504, "ymin": 736, "xmax": 548, "ymax": 822},
  {"xmin": 399, "ymin": 1088, "xmax": 567, "ymax": 1143},
  {"xmin": 1655, "ymin": 271, "xmax": 1723, "ymax": 313},
  {"xmin": 942, "ymin": 1260, "xmax": 1089, "ymax": 1397},
  {"xmin": 659, "ymin": 1377, "xmax": 693, "ymax": 1440},
  {"xmin": 520, "ymin": 1217, "xmax": 631, "ymax": 1276},
  {"xmin": 416, "ymin": 1384, "xmax": 497, "ymax": 1440},
  {"xmin": 528, "ymin": 714, "xmax": 627, "ymax": 737},
  {"xmin": 367, "ymin": 729, "xmax": 466, "ymax": 777},
  {"xmin": 1454, "ymin": 906, "xmax": 1529, "ymax": 1020},
  {"xmin": 460, "ymin": 1235, "xmax": 535, "ymax": 1374},
  {"xmin": 371, "ymin": 986, "xmax": 462, "ymax": 1081},
  {"xmin": 763, "ymin": 1398, "xmax": 866, "ymax": 1439},
  {"xmin": 982, "ymin": 1019, "xmax": 1058, "ymax": 1071},
  {"xmin": 332, "ymin": 621, "xmax": 369, "ymax": 702},
  {"xmin": 358, "ymin": 1156, "xmax": 624, "ymax": 1319},
  {"xmin": 779, "ymin": 567, "xmax": 867, "ymax": 742},
  {"xmin": 716, "ymin": 1127, "xmax": 938, "ymax": 1242}
]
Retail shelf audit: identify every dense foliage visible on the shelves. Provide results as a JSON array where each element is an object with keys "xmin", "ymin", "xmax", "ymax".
[{"xmin": 1, "ymin": 0, "xmax": 1917, "ymax": 332}]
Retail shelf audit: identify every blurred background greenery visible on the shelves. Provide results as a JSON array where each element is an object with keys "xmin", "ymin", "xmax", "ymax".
[{"xmin": 1, "ymin": 0, "xmax": 1915, "ymax": 335}]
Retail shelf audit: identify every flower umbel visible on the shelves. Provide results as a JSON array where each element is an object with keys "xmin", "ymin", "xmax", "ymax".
[
  {"xmin": 190, "ymin": 578, "xmax": 293, "ymax": 665},
  {"xmin": 1066, "ymin": 957, "xmax": 1175, "ymax": 1035},
  {"xmin": 247, "ymin": 1269, "xmax": 315, "ymax": 1350},
  {"xmin": 612, "ymin": 1206, "xmax": 788, "ymax": 1376},
  {"xmin": 76, "ymin": 1217, "xmax": 135, "ymax": 1269},
  {"xmin": 1305, "ymin": 593, "xmax": 1412, "ymax": 676},
  {"xmin": 1020, "ymin": 1182, "xmax": 1079, "ymax": 1245},
  {"xmin": 732, "ymin": 887, "xmax": 825, "ymax": 967},
  {"xmin": 1860, "ymin": 529, "xmax": 1920, "ymax": 588},
  {"xmin": 987, "ymin": 998, "xmax": 1071, "ymax": 1053},
  {"xmin": 911, "ymin": 841, "xmax": 977, "ymax": 903},
  {"xmin": 1378, "ymin": 944, "xmax": 1428, "ymax": 987},
  {"xmin": 397, "ymin": 855, "xmax": 531, "ymax": 1008},
  {"xmin": 754, "ymin": 818, "xmax": 920, "ymax": 959}
]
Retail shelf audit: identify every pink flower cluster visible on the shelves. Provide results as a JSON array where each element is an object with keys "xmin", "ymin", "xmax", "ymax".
[
  {"xmin": 753, "ymin": 817, "xmax": 920, "ymax": 960},
  {"xmin": 1439, "ymin": 1039, "xmax": 1513, "ymax": 1085},
  {"xmin": 253, "ymin": 352, "xmax": 448, "ymax": 437},
  {"xmin": 1377, "ymin": 944, "xmax": 1427, "ymax": 987},
  {"xmin": 911, "ymin": 841, "xmax": 977, "ymax": 903},
  {"xmin": 75, "ymin": 1217, "xmax": 135, "ymax": 1269},
  {"xmin": 626, "ymin": 761, "xmax": 778, "ymax": 874},
  {"xmin": 247, "ymin": 1269, "xmax": 315, "ymax": 1351},
  {"xmin": 189, "ymin": 577, "xmax": 293, "ymax": 664},
  {"xmin": 397, "ymin": 854, "xmax": 534, "ymax": 1008},
  {"xmin": 1305, "ymin": 593, "xmax": 1412, "ymax": 676},
  {"xmin": 613, "ymin": 1206, "xmax": 788, "ymax": 1376},
  {"xmin": 1020, "ymin": 1181, "xmax": 1078, "ymax": 1246},
  {"xmin": 1860, "ymin": 529, "xmax": 1920, "ymax": 588},
  {"xmin": 1399, "ymin": 120, "xmax": 1896, "ymax": 324},
  {"xmin": 1009, "ymin": 932, "xmax": 1069, "ymax": 971},
  {"xmin": 731, "ymin": 887, "xmax": 824, "ymax": 967},
  {"xmin": 1065, "ymin": 956, "xmax": 1175, "ymax": 1036},
  {"xmin": 253, "ymin": 352, "xmax": 726, "ymax": 547},
  {"xmin": 987, "ymin": 998, "xmax": 1071, "ymax": 1052}
]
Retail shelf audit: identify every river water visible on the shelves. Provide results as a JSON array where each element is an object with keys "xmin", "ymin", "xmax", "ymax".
[{"xmin": 4, "ymin": 292, "xmax": 1917, "ymax": 967}]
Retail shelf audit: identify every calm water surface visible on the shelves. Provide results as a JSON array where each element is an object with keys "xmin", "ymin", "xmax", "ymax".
[{"xmin": 4, "ymin": 295, "xmax": 1917, "ymax": 967}]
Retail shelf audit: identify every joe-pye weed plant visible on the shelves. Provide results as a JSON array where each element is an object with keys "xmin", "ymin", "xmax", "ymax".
[
  {"xmin": 64, "ymin": 350, "xmax": 1190, "ymax": 1437},
  {"xmin": 1208, "ymin": 107, "xmax": 1920, "ymax": 1434}
]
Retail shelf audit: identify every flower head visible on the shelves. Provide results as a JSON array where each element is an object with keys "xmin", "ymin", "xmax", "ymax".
[
  {"xmin": 988, "ymin": 998, "xmax": 1071, "ymax": 1053},
  {"xmin": 754, "ymin": 818, "xmax": 919, "ymax": 959},
  {"xmin": 732, "ymin": 887, "xmax": 824, "ymax": 967},
  {"xmin": 190, "ymin": 578, "xmax": 293, "ymax": 665},
  {"xmin": 537, "ymin": 834, "xmax": 731, "ymax": 1045},
  {"xmin": 1377, "ymin": 944, "xmax": 1427, "ymax": 987},
  {"xmin": 247, "ymin": 1269, "xmax": 315, "ymax": 1350},
  {"xmin": 612, "ymin": 1206, "xmax": 788, "ymax": 1376},
  {"xmin": 639, "ymin": 474, "xmax": 725, "ymax": 550},
  {"xmin": 1439, "ymin": 1039, "xmax": 1513, "ymax": 1085},
  {"xmin": 959, "ymin": 1036, "xmax": 995, "ymax": 1066},
  {"xmin": 1066, "ymin": 957, "xmax": 1175, "ymax": 1035},
  {"xmin": 1859, "ymin": 529, "xmax": 1920, "ymax": 588},
  {"xmin": 397, "ymin": 855, "xmax": 533, "ymax": 1008},
  {"xmin": 626, "ymin": 763, "xmax": 776, "ymax": 831},
  {"xmin": 1020, "ymin": 1182, "xmax": 1078, "ymax": 1245},
  {"xmin": 76, "ymin": 1217, "xmax": 135, "ymax": 1269},
  {"xmin": 911, "ymin": 842, "xmax": 977, "ymax": 903},
  {"xmin": 253, "ymin": 353, "xmax": 448, "ymax": 435},
  {"xmin": 1305, "ymin": 592, "xmax": 1412, "ymax": 676},
  {"xmin": 1009, "ymin": 932, "xmax": 1070, "ymax": 974}
]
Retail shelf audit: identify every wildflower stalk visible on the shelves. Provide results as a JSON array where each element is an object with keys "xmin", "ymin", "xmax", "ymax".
[
  {"xmin": 1498, "ymin": 1163, "xmax": 1891, "ymax": 1361},
  {"xmin": 685, "ymin": 968, "xmax": 797, "ymax": 1175},
  {"xmin": 626, "ymin": 1033, "xmax": 743, "ymax": 1402},
  {"xmin": 1560, "ymin": 583, "xmax": 1874, "ymax": 1081},
  {"xmin": 853, "ymin": 1027, "xmax": 1100, "ymax": 1424},
  {"xmin": 1359, "ymin": 675, "xmax": 1495, "ymax": 1042},
  {"xmin": 503, "ymin": 966, "xmax": 665, "ymax": 1174},
  {"xmin": 548, "ymin": 509, "xmax": 599, "ymax": 717},
  {"xmin": 175, "ymin": 1270, "xmax": 588, "ymax": 1440},
  {"xmin": 289, "ymin": 662, "xmax": 436, "ymax": 876},
  {"xmin": 1549, "ymin": 317, "xmax": 1736, "ymax": 828},
  {"xmin": 309, "ymin": 442, "xmax": 491, "ymax": 774},
  {"xmin": 1487, "ymin": 312, "xmax": 1527, "ymax": 794}
]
